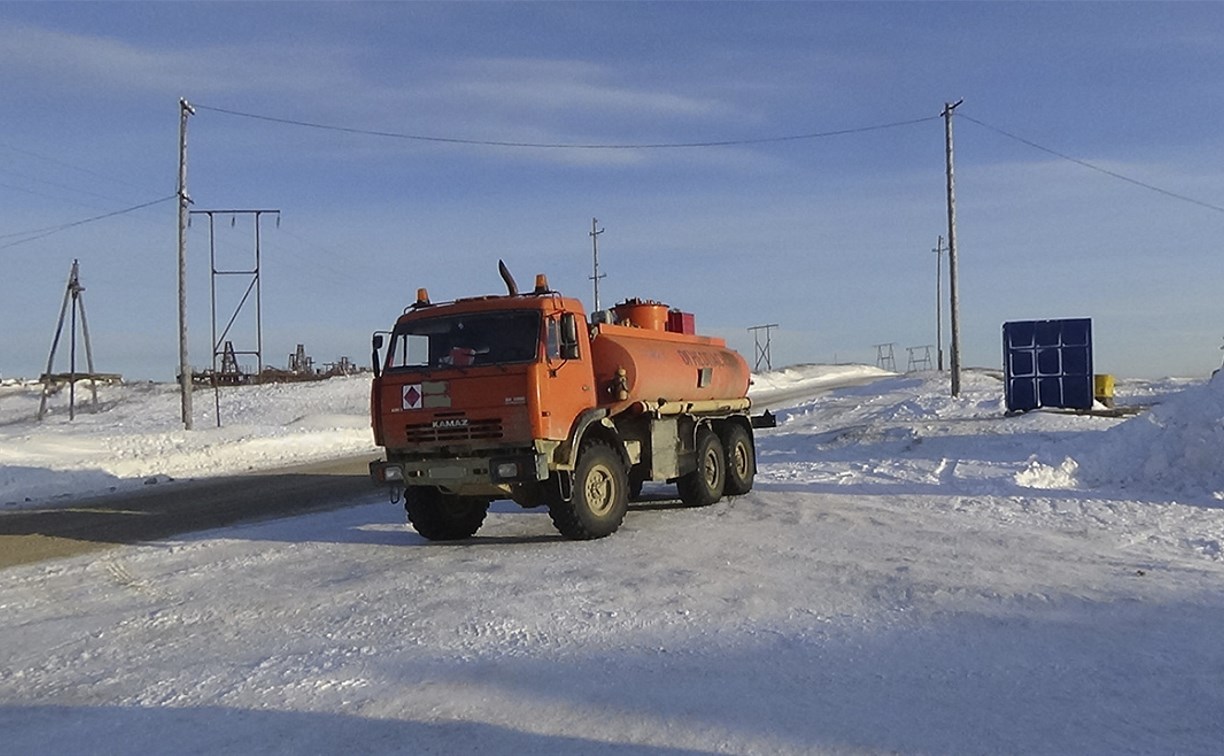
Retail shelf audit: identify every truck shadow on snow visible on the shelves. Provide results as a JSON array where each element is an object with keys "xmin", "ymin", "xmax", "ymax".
[{"xmin": 313, "ymin": 493, "xmax": 701, "ymax": 549}]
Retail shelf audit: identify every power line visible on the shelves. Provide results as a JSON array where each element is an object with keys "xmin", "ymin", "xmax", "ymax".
[
  {"xmin": 0, "ymin": 166, "xmax": 143, "ymax": 204},
  {"xmin": 0, "ymin": 180, "xmax": 85, "ymax": 205},
  {"xmin": 194, "ymin": 103, "xmax": 939, "ymax": 149},
  {"xmin": 959, "ymin": 113, "xmax": 1224, "ymax": 215},
  {"xmin": 0, "ymin": 195, "xmax": 177, "ymax": 249},
  {"xmin": 0, "ymin": 140, "xmax": 149, "ymax": 191}
]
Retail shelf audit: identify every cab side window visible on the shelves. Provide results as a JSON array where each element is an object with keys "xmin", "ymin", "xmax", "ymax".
[{"xmin": 547, "ymin": 319, "xmax": 560, "ymax": 359}]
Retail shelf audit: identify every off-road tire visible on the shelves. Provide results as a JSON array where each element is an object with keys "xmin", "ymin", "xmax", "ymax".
[
  {"xmin": 677, "ymin": 426, "xmax": 725, "ymax": 507},
  {"xmin": 405, "ymin": 487, "xmax": 489, "ymax": 541},
  {"xmin": 720, "ymin": 423, "xmax": 755, "ymax": 496},
  {"xmin": 548, "ymin": 441, "xmax": 629, "ymax": 540}
]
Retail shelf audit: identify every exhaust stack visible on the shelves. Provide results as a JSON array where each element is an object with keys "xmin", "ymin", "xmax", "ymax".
[{"xmin": 498, "ymin": 259, "xmax": 519, "ymax": 297}]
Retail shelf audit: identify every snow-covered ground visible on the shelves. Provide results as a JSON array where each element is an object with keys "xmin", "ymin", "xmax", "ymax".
[
  {"xmin": 3, "ymin": 366, "xmax": 1223, "ymax": 754},
  {"xmin": 0, "ymin": 375, "xmax": 379, "ymax": 508}
]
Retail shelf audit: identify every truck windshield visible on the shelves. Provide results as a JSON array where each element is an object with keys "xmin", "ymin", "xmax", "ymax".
[{"xmin": 386, "ymin": 311, "xmax": 541, "ymax": 370}]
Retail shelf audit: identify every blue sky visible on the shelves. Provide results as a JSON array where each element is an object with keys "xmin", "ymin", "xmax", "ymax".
[{"xmin": 2, "ymin": 2, "xmax": 1223, "ymax": 382}]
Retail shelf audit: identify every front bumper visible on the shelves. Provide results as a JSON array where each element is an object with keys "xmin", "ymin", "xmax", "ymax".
[{"xmin": 370, "ymin": 452, "xmax": 550, "ymax": 490}]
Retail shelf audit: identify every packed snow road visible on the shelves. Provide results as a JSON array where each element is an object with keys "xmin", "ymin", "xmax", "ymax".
[
  {"xmin": 2, "ymin": 367, "xmax": 1223, "ymax": 754},
  {"xmin": 0, "ymin": 456, "xmax": 373, "ymax": 568}
]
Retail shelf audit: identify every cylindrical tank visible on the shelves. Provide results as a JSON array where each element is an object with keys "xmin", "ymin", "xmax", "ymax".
[{"xmin": 590, "ymin": 322, "xmax": 751, "ymax": 410}]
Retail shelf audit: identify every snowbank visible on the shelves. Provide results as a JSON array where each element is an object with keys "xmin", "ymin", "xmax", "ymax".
[
  {"xmin": 1, "ymin": 375, "xmax": 378, "ymax": 507},
  {"xmin": 748, "ymin": 363, "xmax": 892, "ymax": 411},
  {"xmin": 1070, "ymin": 371, "xmax": 1224, "ymax": 498}
]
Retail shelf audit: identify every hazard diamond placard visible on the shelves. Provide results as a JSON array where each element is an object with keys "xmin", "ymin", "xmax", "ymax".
[{"xmin": 402, "ymin": 384, "xmax": 423, "ymax": 410}]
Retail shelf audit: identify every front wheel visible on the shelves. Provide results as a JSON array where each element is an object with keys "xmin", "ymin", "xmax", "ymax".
[
  {"xmin": 405, "ymin": 487, "xmax": 489, "ymax": 541},
  {"xmin": 548, "ymin": 441, "xmax": 629, "ymax": 540},
  {"xmin": 677, "ymin": 426, "xmax": 725, "ymax": 507}
]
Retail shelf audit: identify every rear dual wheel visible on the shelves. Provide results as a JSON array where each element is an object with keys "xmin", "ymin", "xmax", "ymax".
[
  {"xmin": 720, "ymin": 423, "xmax": 756, "ymax": 496},
  {"xmin": 678, "ymin": 426, "xmax": 725, "ymax": 507}
]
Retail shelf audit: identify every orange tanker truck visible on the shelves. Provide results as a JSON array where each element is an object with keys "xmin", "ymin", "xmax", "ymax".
[{"xmin": 368, "ymin": 261, "xmax": 767, "ymax": 541}]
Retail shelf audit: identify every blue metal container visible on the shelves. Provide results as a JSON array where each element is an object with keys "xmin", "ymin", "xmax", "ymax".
[{"xmin": 1003, "ymin": 318, "xmax": 1093, "ymax": 412}]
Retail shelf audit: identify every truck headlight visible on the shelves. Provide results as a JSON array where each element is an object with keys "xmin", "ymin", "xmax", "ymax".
[{"xmin": 494, "ymin": 462, "xmax": 519, "ymax": 479}]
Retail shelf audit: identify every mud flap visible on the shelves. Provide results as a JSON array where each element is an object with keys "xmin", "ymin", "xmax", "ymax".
[
  {"xmin": 551, "ymin": 470, "xmax": 573, "ymax": 503},
  {"xmin": 751, "ymin": 410, "xmax": 777, "ymax": 429}
]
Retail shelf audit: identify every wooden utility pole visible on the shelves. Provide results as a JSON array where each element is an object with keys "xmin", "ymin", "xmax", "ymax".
[
  {"xmin": 589, "ymin": 217, "xmax": 606, "ymax": 311},
  {"xmin": 178, "ymin": 98, "xmax": 195, "ymax": 429},
  {"xmin": 943, "ymin": 99, "xmax": 963, "ymax": 396},
  {"xmin": 933, "ymin": 235, "xmax": 944, "ymax": 371}
]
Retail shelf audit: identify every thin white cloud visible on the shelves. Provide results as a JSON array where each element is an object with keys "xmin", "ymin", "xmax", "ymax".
[
  {"xmin": 0, "ymin": 22, "xmax": 160, "ymax": 87},
  {"xmin": 1, "ymin": 20, "xmax": 736, "ymax": 125},
  {"xmin": 0, "ymin": 20, "xmax": 363, "ymax": 97},
  {"xmin": 0, "ymin": 21, "xmax": 756, "ymax": 170},
  {"xmin": 433, "ymin": 58, "xmax": 730, "ymax": 119}
]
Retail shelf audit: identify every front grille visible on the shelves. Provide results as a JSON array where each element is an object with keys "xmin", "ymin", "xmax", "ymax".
[{"xmin": 404, "ymin": 417, "xmax": 503, "ymax": 444}]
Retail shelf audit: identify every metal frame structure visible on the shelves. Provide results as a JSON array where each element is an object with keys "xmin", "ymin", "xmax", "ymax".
[
  {"xmin": 906, "ymin": 345, "xmax": 934, "ymax": 372},
  {"xmin": 748, "ymin": 323, "xmax": 778, "ymax": 372},
  {"xmin": 190, "ymin": 208, "xmax": 280, "ymax": 426},
  {"xmin": 874, "ymin": 342, "xmax": 897, "ymax": 372}
]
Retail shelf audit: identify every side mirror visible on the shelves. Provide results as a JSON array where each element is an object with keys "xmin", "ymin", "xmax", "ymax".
[
  {"xmin": 560, "ymin": 313, "xmax": 581, "ymax": 360},
  {"xmin": 371, "ymin": 333, "xmax": 385, "ymax": 378}
]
